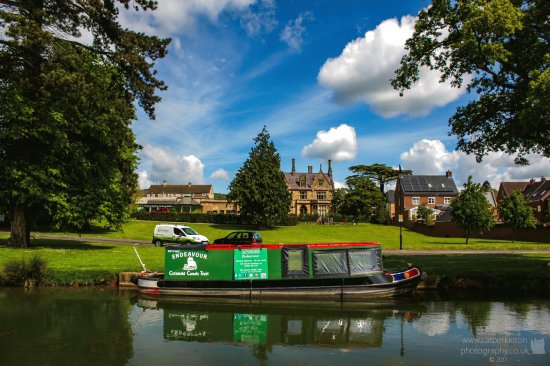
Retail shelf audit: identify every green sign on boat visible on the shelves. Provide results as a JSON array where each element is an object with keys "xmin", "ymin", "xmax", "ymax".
[{"xmin": 233, "ymin": 248, "xmax": 268, "ymax": 280}]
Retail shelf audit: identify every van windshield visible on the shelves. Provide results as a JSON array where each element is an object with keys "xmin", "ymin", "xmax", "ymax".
[{"xmin": 182, "ymin": 227, "xmax": 198, "ymax": 235}]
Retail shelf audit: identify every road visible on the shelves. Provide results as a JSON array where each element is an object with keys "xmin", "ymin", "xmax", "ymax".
[{"xmin": 2, "ymin": 231, "xmax": 550, "ymax": 254}]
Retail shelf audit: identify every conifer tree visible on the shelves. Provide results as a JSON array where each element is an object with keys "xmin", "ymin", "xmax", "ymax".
[{"xmin": 228, "ymin": 127, "xmax": 291, "ymax": 228}]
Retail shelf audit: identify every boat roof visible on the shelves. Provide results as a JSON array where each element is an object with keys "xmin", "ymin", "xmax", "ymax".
[{"xmin": 202, "ymin": 242, "xmax": 381, "ymax": 251}]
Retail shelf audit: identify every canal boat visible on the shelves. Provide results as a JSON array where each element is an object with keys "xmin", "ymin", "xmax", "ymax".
[{"xmin": 133, "ymin": 242, "xmax": 422, "ymax": 300}]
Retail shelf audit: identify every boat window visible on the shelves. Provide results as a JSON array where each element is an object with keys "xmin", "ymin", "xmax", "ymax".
[
  {"xmin": 348, "ymin": 249, "xmax": 380, "ymax": 275},
  {"xmin": 282, "ymin": 247, "xmax": 308, "ymax": 278},
  {"xmin": 313, "ymin": 250, "xmax": 348, "ymax": 276}
]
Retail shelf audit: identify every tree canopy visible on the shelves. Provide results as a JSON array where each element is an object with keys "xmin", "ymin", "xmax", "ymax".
[
  {"xmin": 0, "ymin": 1, "xmax": 170, "ymax": 247},
  {"xmin": 451, "ymin": 176, "xmax": 495, "ymax": 243},
  {"xmin": 331, "ymin": 172, "xmax": 385, "ymax": 222},
  {"xmin": 348, "ymin": 164, "xmax": 411, "ymax": 194},
  {"xmin": 392, "ymin": 0, "xmax": 549, "ymax": 163},
  {"xmin": 228, "ymin": 127, "xmax": 291, "ymax": 228},
  {"xmin": 498, "ymin": 189, "xmax": 537, "ymax": 241}
]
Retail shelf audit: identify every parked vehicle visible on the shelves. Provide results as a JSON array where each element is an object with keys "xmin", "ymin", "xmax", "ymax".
[
  {"xmin": 151, "ymin": 208, "xmax": 169, "ymax": 213},
  {"xmin": 213, "ymin": 231, "xmax": 263, "ymax": 244},
  {"xmin": 152, "ymin": 224, "xmax": 209, "ymax": 246}
]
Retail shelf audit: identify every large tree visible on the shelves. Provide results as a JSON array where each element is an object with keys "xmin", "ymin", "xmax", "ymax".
[
  {"xmin": 349, "ymin": 164, "xmax": 412, "ymax": 194},
  {"xmin": 392, "ymin": 0, "xmax": 549, "ymax": 164},
  {"xmin": 331, "ymin": 174, "xmax": 385, "ymax": 222},
  {"xmin": 451, "ymin": 176, "xmax": 495, "ymax": 243},
  {"xmin": 228, "ymin": 127, "xmax": 291, "ymax": 228},
  {"xmin": 498, "ymin": 189, "xmax": 537, "ymax": 241},
  {"xmin": 0, "ymin": 1, "xmax": 170, "ymax": 247}
]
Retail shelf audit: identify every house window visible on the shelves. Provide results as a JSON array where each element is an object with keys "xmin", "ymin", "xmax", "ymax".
[
  {"xmin": 444, "ymin": 197, "xmax": 452, "ymax": 204},
  {"xmin": 319, "ymin": 179, "xmax": 324, "ymax": 186},
  {"xmin": 202, "ymin": 193, "xmax": 206, "ymax": 197},
  {"xmin": 318, "ymin": 205, "xmax": 327, "ymax": 216},
  {"xmin": 317, "ymin": 191, "xmax": 326, "ymax": 200},
  {"xmin": 300, "ymin": 177, "xmax": 306, "ymax": 187},
  {"xmin": 412, "ymin": 197, "xmax": 420, "ymax": 206},
  {"xmin": 190, "ymin": 193, "xmax": 194, "ymax": 197},
  {"xmin": 428, "ymin": 197, "xmax": 435, "ymax": 204},
  {"xmin": 300, "ymin": 191, "xmax": 307, "ymax": 200}
]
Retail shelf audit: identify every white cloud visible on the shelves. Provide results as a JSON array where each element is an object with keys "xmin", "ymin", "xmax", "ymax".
[
  {"xmin": 334, "ymin": 181, "xmax": 347, "ymax": 189},
  {"xmin": 118, "ymin": 0, "xmax": 256, "ymax": 36},
  {"xmin": 399, "ymin": 139, "xmax": 550, "ymax": 188},
  {"xmin": 302, "ymin": 124, "xmax": 357, "ymax": 162},
  {"xmin": 138, "ymin": 171, "xmax": 153, "ymax": 189},
  {"xmin": 210, "ymin": 168, "xmax": 231, "ymax": 180},
  {"xmin": 318, "ymin": 16, "xmax": 466, "ymax": 117},
  {"xmin": 280, "ymin": 12, "xmax": 314, "ymax": 52},
  {"xmin": 140, "ymin": 145, "xmax": 205, "ymax": 186}
]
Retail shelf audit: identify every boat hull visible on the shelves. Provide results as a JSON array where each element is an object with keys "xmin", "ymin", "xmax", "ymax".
[{"xmin": 135, "ymin": 269, "xmax": 422, "ymax": 300}]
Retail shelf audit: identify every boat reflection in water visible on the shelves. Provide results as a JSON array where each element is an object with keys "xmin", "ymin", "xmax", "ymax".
[{"xmin": 135, "ymin": 296, "xmax": 424, "ymax": 349}]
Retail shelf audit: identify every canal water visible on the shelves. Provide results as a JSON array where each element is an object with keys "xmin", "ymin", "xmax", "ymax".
[{"xmin": 0, "ymin": 288, "xmax": 549, "ymax": 365}]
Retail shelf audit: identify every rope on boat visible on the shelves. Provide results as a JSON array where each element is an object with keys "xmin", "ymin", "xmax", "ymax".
[{"xmin": 133, "ymin": 245, "xmax": 148, "ymax": 273}]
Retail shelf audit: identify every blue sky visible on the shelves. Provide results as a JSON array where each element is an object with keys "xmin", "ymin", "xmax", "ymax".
[{"xmin": 122, "ymin": 0, "xmax": 550, "ymax": 193}]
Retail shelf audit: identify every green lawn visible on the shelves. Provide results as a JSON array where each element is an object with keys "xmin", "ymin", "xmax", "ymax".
[{"xmin": 33, "ymin": 220, "xmax": 550, "ymax": 250}]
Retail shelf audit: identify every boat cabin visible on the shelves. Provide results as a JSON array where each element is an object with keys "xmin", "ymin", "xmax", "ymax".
[{"xmin": 164, "ymin": 243, "xmax": 383, "ymax": 281}]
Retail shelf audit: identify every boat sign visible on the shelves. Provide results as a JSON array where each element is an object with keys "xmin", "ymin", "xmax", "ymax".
[
  {"xmin": 164, "ymin": 248, "xmax": 233, "ymax": 280},
  {"xmin": 233, "ymin": 248, "xmax": 269, "ymax": 280}
]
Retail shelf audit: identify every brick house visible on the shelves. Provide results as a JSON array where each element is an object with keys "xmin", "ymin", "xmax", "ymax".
[
  {"xmin": 284, "ymin": 159, "xmax": 334, "ymax": 216},
  {"xmin": 395, "ymin": 171, "xmax": 459, "ymax": 221},
  {"xmin": 498, "ymin": 178, "xmax": 550, "ymax": 223}
]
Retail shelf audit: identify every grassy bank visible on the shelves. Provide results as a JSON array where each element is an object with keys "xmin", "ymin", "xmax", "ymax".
[
  {"xmin": 1, "ymin": 235, "xmax": 549, "ymax": 293},
  {"xmin": 33, "ymin": 220, "xmax": 550, "ymax": 250}
]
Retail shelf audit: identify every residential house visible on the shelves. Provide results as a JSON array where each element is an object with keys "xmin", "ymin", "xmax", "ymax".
[
  {"xmin": 139, "ymin": 182, "xmax": 238, "ymax": 214},
  {"xmin": 496, "ymin": 182, "xmax": 530, "ymax": 202},
  {"xmin": 284, "ymin": 159, "xmax": 334, "ymax": 216},
  {"xmin": 498, "ymin": 178, "xmax": 550, "ymax": 223},
  {"xmin": 395, "ymin": 171, "xmax": 459, "ymax": 221},
  {"xmin": 386, "ymin": 190, "xmax": 396, "ymax": 223}
]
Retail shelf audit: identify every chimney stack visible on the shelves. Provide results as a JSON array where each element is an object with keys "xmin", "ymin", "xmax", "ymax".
[
  {"xmin": 292, "ymin": 158, "xmax": 296, "ymax": 175},
  {"xmin": 530, "ymin": 178, "xmax": 535, "ymax": 184},
  {"xmin": 446, "ymin": 170, "xmax": 452, "ymax": 178},
  {"xmin": 308, "ymin": 165, "xmax": 312, "ymax": 174},
  {"xmin": 328, "ymin": 160, "xmax": 333, "ymax": 179},
  {"xmin": 541, "ymin": 176, "xmax": 546, "ymax": 182}
]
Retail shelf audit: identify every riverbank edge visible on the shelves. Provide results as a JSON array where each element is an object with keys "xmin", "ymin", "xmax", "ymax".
[{"xmin": 2, "ymin": 270, "xmax": 548, "ymax": 297}]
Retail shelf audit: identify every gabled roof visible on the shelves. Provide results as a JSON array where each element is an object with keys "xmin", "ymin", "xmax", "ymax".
[
  {"xmin": 498, "ymin": 182, "xmax": 529, "ymax": 196},
  {"xmin": 524, "ymin": 180, "xmax": 550, "ymax": 202},
  {"xmin": 284, "ymin": 172, "xmax": 333, "ymax": 190},
  {"xmin": 399, "ymin": 175, "xmax": 459, "ymax": 195},
  {"xmin": 143, "ymin": 184, "xmax": 212, "ymax": 195}
]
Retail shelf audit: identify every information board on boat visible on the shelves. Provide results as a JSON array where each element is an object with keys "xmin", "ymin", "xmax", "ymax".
[{"xmin": 233, "ymin": 248, "xmax": 268, "ymax": 280}]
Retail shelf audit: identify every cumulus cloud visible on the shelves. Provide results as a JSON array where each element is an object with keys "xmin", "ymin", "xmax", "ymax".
[
  {"xmin": 334, "ymin": 181, "xmax": 347, "ymax": 189},
  {"xmin": 118, "ymin": 0, "xmax": 256, "ymax": 36},
  {"xmin": 400, "ymin": 139, "xmax": 550, "ymax": 188},
  {"xmin": 138, "ymin": 171, "xmax": 153, "ymax": 189},
  {"xmin": 280, "ymin": 12, "xmax": 314, "ymax": 51},
  {"xmin": 210, "ymin": 168, "xmax": 231, "ymax": 180},
  {"xmin": 140, "ymin": 145, "xmax": 205, "ymax": 186},
  {"xmin": 318, "ymin": 16, "xmax": 466, "ymax": 117},
  {"xmin": 302, "ymin": 124, "xmax": 357, "ymax": 162}
]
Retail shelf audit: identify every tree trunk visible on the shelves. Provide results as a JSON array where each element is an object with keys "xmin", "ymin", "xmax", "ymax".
[
  {"xmin": 465, "ymin": 230, "xmax": 470, "ymax": 244},
  {"xmin": 10, "ymin": 204, "xmax": 28, "ymax": 248}
]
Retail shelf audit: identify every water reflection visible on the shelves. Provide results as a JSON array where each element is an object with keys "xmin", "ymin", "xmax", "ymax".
[
  {"xmin": 130, "ymin": 296, "xmax": 550, "ymax": 365},
  {"xmin": 0, "ymin": 289, "xmax": 549, "ymax": 365}
]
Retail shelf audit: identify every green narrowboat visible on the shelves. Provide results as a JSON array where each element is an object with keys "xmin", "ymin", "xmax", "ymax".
[{"xmin": 134, "ymin": 242, "xmax": 422, "ymax": 299}]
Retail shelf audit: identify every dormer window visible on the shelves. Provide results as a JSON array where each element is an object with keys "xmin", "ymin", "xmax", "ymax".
[
  {"xmin": 299, "ymin": 176, "xmax": 306, "ymax": 187},
  {"xmin": 428, "ymin": 183, "xmax": 432, "ymax": 188},
  {"xmin": 441, "ymin": 183, "xmax": 446, "ymax": 188},
  {"xmin": 319, "ymin": 179, "xmax": 324, "ymax": 186}
]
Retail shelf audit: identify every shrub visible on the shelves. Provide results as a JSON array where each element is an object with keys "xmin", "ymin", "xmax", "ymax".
[{"xmin": 2, "ymin": 255, "xmax": 48, "ymax": 287}]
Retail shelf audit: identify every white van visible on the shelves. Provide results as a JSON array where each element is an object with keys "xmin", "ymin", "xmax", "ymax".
[{"xmin": 152, "ymin": 224, "xmax": 209, "ymax": 246}]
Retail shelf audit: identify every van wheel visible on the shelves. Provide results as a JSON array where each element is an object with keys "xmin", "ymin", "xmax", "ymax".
[{"xmin": 154, "ymin": 240, "xmax": 162, "ymax": 247}]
